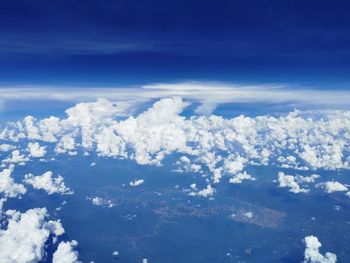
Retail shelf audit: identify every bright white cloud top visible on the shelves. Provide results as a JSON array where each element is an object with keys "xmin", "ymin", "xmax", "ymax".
[
  {"xmin": 0, "ymin": 165, "xmax": 26, "ymax": 199},
  {"xmin": 1, "ymin": 97, "xmax": 349, "ymax": 183},
  {"xmin": 27, "ymin": 142, "xmax": 47, "ymax": 158},
  {"xmin": 303, "ymin": 235, "xmax": 337, "ymax": 263},
  {"xmin": 0, "ymin": 94, "xmax": 349, "ymax": 261},
  {"xmin": 316, "ymin": 181, "xmax": 348, "ymax": 193},
  {"xmin": 0, "ymin": 208, "xmax": 66, "ymax": 263},
  {"xmin": 130, "ymin": 179, "xmax": 145, "ymax": 187},
  {"xmin": 24, "ymin": 171, "xmax": 73, "ymax": 195},
  {"xmin": 52, "ymin": 240, "xmax": 80, "ymax": 263}
]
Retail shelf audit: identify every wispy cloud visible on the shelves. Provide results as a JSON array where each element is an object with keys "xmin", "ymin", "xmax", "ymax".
[{"xmin": 0, "ymin": 82, "xmax": 349, "ymax": 114}]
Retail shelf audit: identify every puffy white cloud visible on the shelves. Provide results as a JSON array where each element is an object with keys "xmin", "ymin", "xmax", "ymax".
[
  {"xmin": 45, "ymin": 219, "xmax": 65, "ymax": 236},
  {"xmin": 0, "ymin": 165, "xmax": 26, "ymax": 198},
  {"xmin": 277, "ymin": 172, "xmax": 309, "ymax": 193},
  {"xmin": 112, "ymin": 251, "xmax": 119, "ymax": 257},
  {"xmin": 189, "ymin": 184, "xmax": 214, "ymax": 198},
  {"xmin": 244, "ymin": 212, "xmax": 253, "ymax": 218},
  {"xmin": 130, "ymin": 179, "xmax": 145, "ymax": 187},
  {"xmin": 303, "ymin": 235, "xmax": 337, "ymax": 263},
  {"xmin": 23, "ymin": 116, "xmax": 41, "ymax": 140},
  {"xmin": 0, "ymin": 208, "xmax": 65, "ymax": 263},
  {"xmin": 229, "ymin": 171, "xmax": 256, "ymax": 184},
  {"xmin": 175, "ymin": 156, "xmax": 201, "ymax": 173},
  {"xmin": 53, "ymin": 240, "xmax": 79, "ymax": 263},
  {"xmin": 296, "ymin": 174, "xmax": 320, "ymax": 184},
  {"xmin": 24, "ymin": 171, "xmax": 73, "ymax": 195},
  {"xmin": 27, "ymin": 142, "xmax": 47, "ymax": 158},
  {"xmin": 2, "ymin": 150, "xmax": 29, "ymax": 165},
  {"xmin": 1, "ymin": 97, "xmax": 350, "ymax": 192},
  {"xmin": 0, "ymin": 144, "xmax": 16, "ymax": 152},
  {"xmin": 55, "ymin": 135, "xmax": 76, "ymax": 154},
  {"xmin": 316, "ymin": 181, "xmax": 348, "ymax": 193}
]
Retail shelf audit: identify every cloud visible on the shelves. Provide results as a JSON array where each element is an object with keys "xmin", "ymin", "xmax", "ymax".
[
  {"xmin": 1, "ymin": 97, "xmax": 350, "ymax": 194},
  {"xmin": 189, "ymin": 184, "xmax": 215, "ymax": 198},
  {"xmin": 27, "ymin": 142, "xmax": 47, "ymax": 158},
  {"xmin": 0, "ymin": 144, "xmax": 16, "ymax": 152},
  {"xmin": 1, "ymin": 82, "xmax": 350, "ymax": 114},
  {"xmin": 244, "ymin": 212, "xmax": 253, "ymax": 218},
  {"xmin": 229, "ymin": 171, "xmax": 256, "ymax": 184},
  {"xmin": 277, "ymin": 172, "xmax": 309, "ymax": 193},
  {"xmin": 0, "ymin": 165, "xmax": 26, "ymax": 199},
  {"xmin": 24, "ymin": 171, "xmax": 73, "ymax": 195},
  {"xmin": 87, "ymin": 196, "xmax": 116, "ymax": 208},
  {"xmin": 52, "ymin": 240, "xmax": 80, "ymax": 263},
  {"xmin": 174, "ymin": 156, "xmax": 202, "ymax": 173},
  {"xmin": 0, "ymin": 208, "xmax": 65, "ymax": 263},
  {"xmin": 130, "ymin": 179, "xmax": 145, "ymax": 187},
  {"xmin": 316, "ymin": 181, "xmax": 348, "ymax": 193},
  {"xmin": 2, "ymin": 150, "xmax": 29, "ymax": 165},
  {"xmin": 303, "ymin": 235, "xmax": 337, "ymax": 263}
]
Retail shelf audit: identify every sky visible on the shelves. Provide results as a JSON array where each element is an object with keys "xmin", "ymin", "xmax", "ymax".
[
  {"xmin": 1, "ymin": 0, "xmax": 350, "ymax": 87},
  {"xmin": 1, "ymin": 3, "xmax": 350, "ymax": 261}
]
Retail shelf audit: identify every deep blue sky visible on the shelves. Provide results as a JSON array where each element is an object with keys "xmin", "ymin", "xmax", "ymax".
[{"xmin": 1, "ymin": 0, "xmax": 350, "ymax": 87}]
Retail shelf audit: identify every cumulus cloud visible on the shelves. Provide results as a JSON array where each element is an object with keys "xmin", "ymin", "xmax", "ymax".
[
  {"xmin": 316, "ymin": 181, "xmax": 348, "ymax": 193},
  {"xmin": 189, "ymin": 184, "xmax": 215, "ymax": 198},
  {"xmin": 52, "ymin": 240, "xmax": 79, "ymax": 263},
  {"xmin": 303, "ymin": 235, "xmax": 337, "ymax": 263},
  {"xmin": 24, "ymin": 171, "xmax": 73, "ymax": 195},
  {"xmin": 1, "ymin": 97, "xmax": 350, "ymax": 194},
  {"xmin": 130, "ymin": 179, "xmax": 145, "ymax": 187},
  {"xmin": 0, "ymin": 208, "xmax": 65, "ymax": 263},
  {"xmin": 2, "ymin": 150, "xmax": 29, "ymax": 165},
  {"xmin": 229, "ymin": 171, "xmax": 256, "ymax": 184},
  {"xmin": 0, "ymin": 144, "xmax": 16, "ymax": 152},
  {"xmin": 175, "ymin": 156, "xmax": 201, "ymax": 173},
  {"xmin": 27, "ymin": 142, "xmax": 47, "ymax": 158},
  {"xmin": 277, "ymin": 172, "xmax": 309, "ymax": 193},
  {"xmin": 244, "ymin": 212, "xmax": 253, "ymax": 218},
  {"xmin": 0, "ymin": 165, "xmax": 26, "ymax": 199}
]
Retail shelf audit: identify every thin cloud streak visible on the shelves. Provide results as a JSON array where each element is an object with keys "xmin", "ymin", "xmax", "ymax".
[{"xmin": 0, "ymin": 82, "xmax": 349, "ymax": 114}]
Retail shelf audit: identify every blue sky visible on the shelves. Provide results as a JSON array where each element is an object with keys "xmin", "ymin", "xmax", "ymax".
[{"xmin": 1, "ymin": 0, "xmax": 350, "ymax": 87}]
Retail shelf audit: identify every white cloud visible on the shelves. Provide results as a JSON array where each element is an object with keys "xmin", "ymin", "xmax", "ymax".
[
  {"xmin": 0, "ymin": 144, "xmax": 16, "ymax": 152},
  {"xmin": 189, "ymin": 184, "xmax": 214, "ymax": 198},
  {"xmin": 0, "ymin": 165, "xmax": 26, "ymax": 199},
  {"xmin": 112, "ymin": 251, "xmax": 119, "ymax": 257},
  {"xmin": 130, "ymin": 179, "xmax": 145, "ymax": 187},
  {"xmin": 87, "ymin": 196, "xmax": 115, "ymax": 208},
  {"xmin": 2, "ymin": 150, "xmax": 29, "ymax": 165},
  {"xmin": 277, "ymin": 172, "xmax": 309, "ymax": 193},
  {"xmin": 24, "ymin": 171, "xmax": 73, "ymax": 195},
  {"xmin": 303, "ymin": 235, "xmax": 337, "ymax": 263},
  {"xmin": 175, "ymin": 156, "xmax": 201, "ymax": 173},
  {"xmin": 244, "ymin": 212, "xmax": 253, "ymax": 218},
  {"xmin": 27, "ymin": 142, "xmax": 47, "ymax": 158},
  {"xmin": 229, "ymin": 171, "xmax": 256, "ymax": 184},
  {"xmin": 316, "ymin": 181, "xmax": 348, "ymax": 193},
  {"xmin": 53, "ymin": 240, "xmax": 79, "ymax": 263},
  {"xmin": 0, "ymin": 208, "xmax": 65, "ymax": 263},
  {"xmin": 1, "ymin": 82, "xmax": 350, "ymax": 112},
  {"xmin": 1, "ymin": 97, "xmax": 350, "ymax": 192},
  {"xmin": 55, "ymin": 135, "xmax": 75, "ymax": 154},
  {"xmin": 296, "ymin": 174, "xmax": 320, "ymax": 184}
]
